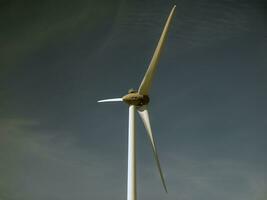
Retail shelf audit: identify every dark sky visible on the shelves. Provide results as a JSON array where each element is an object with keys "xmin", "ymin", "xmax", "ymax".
[{"xmin": 1, "ymin": 0, "xmax": 267, "ymax": 199}]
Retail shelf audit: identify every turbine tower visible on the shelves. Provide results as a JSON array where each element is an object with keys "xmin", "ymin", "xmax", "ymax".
[{"xmin": 98, "ymin": 5, "xmax": 176, "ymax": 200}]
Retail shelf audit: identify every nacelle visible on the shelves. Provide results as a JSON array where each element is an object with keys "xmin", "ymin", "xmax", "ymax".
[{"xmin": 122, "ymin": 93, "xmax": 150, "ymax": 106}]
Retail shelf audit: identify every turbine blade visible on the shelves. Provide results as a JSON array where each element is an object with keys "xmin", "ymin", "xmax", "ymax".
[
  {"xmin": 137, "ymin": 106, "xmax": 168, "ymax": 193},
  {"xmin": 97, "ymin": 98, "xmax": 123, "ymax": 103},
  {"xmin": 138, "ymin": 5, "xmax": 176, "ymax": 95}
]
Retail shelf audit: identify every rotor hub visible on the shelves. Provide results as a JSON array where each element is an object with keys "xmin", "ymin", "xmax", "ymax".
[{"xmin": 122, "ymin": 92, "xmax": 149, "ymax": 107}]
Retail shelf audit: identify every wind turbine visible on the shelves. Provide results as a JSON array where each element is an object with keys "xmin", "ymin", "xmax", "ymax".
[{"xmin": 98, "ymin": 5, "xmax": 176, "ymax": 200}]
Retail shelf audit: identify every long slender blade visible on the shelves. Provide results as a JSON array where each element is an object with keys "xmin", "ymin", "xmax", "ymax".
[
  {"xmin": 138, "ymin": 5, "xmax": 176, "ymax": 95},
  {"xmin": 137, "ymin": 105, "xmax": 167, "ymax": 193},
  {"xmin": 97, "ymin": 98, "xmax": 123, "ymax": 103}
]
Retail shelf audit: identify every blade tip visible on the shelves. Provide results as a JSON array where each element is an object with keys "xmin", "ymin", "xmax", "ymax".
[{"xmin": 172, "ymin": 5, "xmax": 176, "ymax": 12}]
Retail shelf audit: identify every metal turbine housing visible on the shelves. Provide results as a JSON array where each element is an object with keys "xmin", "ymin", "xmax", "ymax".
[{"xmin": 122, "ymin": 91, "xmax": 150, "ymax": 106}]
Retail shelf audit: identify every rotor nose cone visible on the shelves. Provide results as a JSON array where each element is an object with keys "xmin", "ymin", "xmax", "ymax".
[{"xmin": 122, "ymin": 93, "xmax": 149, "ymax": 106}]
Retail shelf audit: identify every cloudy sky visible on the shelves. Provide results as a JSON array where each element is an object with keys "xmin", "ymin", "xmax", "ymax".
[{"xmin": 1, "ymin": 0, "xmax": 267, "ymax": 199}]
